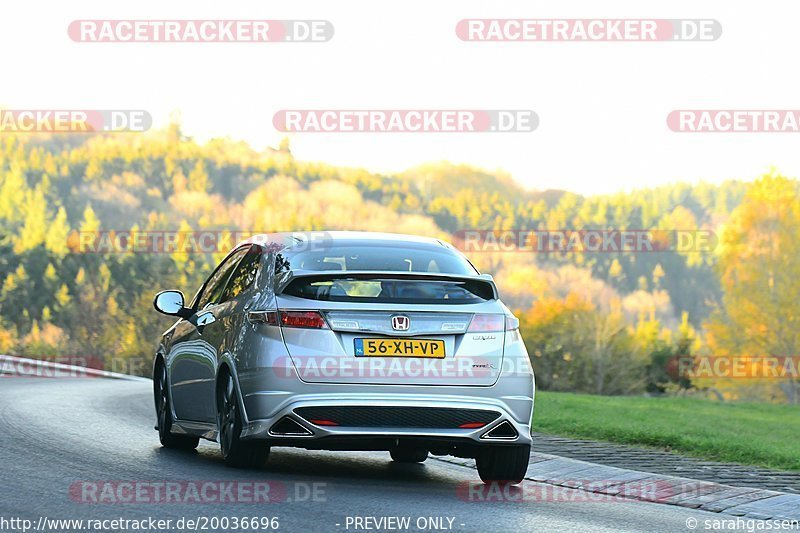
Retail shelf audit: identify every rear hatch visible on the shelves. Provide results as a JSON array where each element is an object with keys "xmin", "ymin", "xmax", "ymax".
[{"xmin": 275, "ymin": 272, "xmax": 507, "ymax": 386}]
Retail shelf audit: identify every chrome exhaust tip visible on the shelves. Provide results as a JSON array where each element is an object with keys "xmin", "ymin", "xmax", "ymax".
[
  {"xmin": 269, "ymin": 416, "xmax": 313, "ymax": 436},
  {"xmin": 481, "ymin": 420, "xmax": 518, "ymax": 440}
]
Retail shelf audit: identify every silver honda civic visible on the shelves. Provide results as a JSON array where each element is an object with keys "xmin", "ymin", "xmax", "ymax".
[{"xmin": 152, "ymin": 231, "xmax": 535, "ymax": 483}]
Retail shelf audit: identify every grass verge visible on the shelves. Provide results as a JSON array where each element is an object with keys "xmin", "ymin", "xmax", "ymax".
[{"xmin": 533, "ymin": 391, "xmax": 800, "ymax": 471}]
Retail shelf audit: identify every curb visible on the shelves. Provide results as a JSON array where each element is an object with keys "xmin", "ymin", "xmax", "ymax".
[
  {"xmin": 435, "ymin": 451, "xmax": 800, "ymax": 521},
  {"xmin": 0, "ymin": 354, "xmax": 150, "ymax": 382}
]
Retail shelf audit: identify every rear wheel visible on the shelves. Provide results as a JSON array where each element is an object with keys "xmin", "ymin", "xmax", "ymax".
[
  {"xmin": 390, "ymin": 448, "xmax": 429, "ymax": 463},
  {"xmin": 154, "ymin": 362, "xmax": 199, "ymax": 450},
  {"xmin": 476, "ymin": 445, "xmax": 530, "ymax": 484},
  {"xmin": 217, "ymin": 370, "xmax": 269, "ymax": 468}
]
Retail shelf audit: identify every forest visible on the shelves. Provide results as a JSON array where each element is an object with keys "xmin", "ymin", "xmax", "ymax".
[{"xmin": 1, "ymin": 125, "xmax": 797, "ymax": 403}]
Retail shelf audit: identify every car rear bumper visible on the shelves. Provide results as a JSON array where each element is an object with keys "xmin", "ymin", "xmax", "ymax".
[{"xmin": 239, "ymin": 390, "xmax": 533, "ymax": 447}]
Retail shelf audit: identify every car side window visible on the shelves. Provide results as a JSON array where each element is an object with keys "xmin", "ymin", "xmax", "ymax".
[
  {"xmin": 196, "ymin": 248, "xmax": 248, "ymax": 310},
  {"xmin": 220, "ymin": 247, "xmax": 260, "ymax": 303}
]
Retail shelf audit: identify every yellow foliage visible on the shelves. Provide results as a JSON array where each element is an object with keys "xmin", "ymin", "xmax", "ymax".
[{"xmin": 0, "ymin": 325, "xmax": 17, "ymax": 353}]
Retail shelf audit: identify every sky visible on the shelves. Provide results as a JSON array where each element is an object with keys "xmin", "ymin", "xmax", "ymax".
[{"xmin": 2, "ymin": 1, "xmax": 799, "ymax": 195}]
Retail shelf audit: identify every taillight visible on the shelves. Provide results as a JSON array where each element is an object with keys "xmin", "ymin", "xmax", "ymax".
[
  {"xmin": 247, "ymin": 311, "xmax": 278, "ymax": 325},
  {"xmin": 467, "ymin": 314, "xmax": 504, "ymax": 332},
  {"xmin": 505, "ymin": 315, "xmax": 519, "ymax": 331},
  {"xmin": 279, "ymin": 311, "xmax": 329, "ymax": 329},
  {"xmin": 467, "ymin": 314, "xmax": 519, "ymax": 332}
]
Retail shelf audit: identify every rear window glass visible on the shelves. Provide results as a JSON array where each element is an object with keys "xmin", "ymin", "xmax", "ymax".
[
  {"xmin": 279, "ymin": 244, "xmax": 477, "ymax": 275},
  {"xmin": 282, "ymin": 277, "xmax": 493, "ymax": 304}
]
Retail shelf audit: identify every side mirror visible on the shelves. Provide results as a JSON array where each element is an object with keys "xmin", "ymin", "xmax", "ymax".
[{"xmin": 153, "ymin": 290, "xmax": 191, "ymax": 318}]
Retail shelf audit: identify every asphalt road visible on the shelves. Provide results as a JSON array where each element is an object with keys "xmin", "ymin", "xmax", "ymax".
[{"xmin": 0, "ymin": 378, "xmax": 735, "ymax": 533}]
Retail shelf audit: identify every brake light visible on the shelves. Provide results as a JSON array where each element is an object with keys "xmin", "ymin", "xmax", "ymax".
[
  {"xmin": 280, "ymin": 311, "xmax": 329, "ymax": 329},
  {"xmin": 505, "ymin": 315, "xmax": 519, "ymax": 331},
  {"xmin": 467, "ymin": 314, "xmax": 504, "ymax": 332}
]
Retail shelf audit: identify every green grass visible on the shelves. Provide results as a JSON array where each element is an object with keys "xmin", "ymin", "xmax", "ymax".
[{"xmin": 533, "ymin": 391, "xmax": 800, "ymax": 471}]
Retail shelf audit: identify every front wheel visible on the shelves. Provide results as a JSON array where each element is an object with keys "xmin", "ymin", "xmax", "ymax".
[
  {"xmin": 217, "ymin": 370, "xmax": 269, "ymax": 468},
  {"xmin": 476, "ymin": 445, "xmax": 530, "ymax": 484},
  {"xmin": 154, "ymin": 363, "xmax": 199, "ymax": 450}
]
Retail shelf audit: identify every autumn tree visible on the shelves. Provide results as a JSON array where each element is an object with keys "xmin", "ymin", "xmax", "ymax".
[{"xmin": 705, "ymin": 173, "xmax": 800, "ymax": 403}]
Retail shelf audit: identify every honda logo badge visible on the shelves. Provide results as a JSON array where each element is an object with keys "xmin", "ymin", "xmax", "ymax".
[{"xmin": 391, "ymin": 315, "xmax": 410, "ymax": 331}]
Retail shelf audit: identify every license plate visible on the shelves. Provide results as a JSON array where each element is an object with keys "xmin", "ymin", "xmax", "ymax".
[{"xmin": 354, "ymin": 338, "xmax": 445, "ymax": 358}]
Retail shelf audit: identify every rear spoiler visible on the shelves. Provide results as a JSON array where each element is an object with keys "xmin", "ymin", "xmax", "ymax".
[{"xmin": 275, "ymin": 270, "xmax": 498, "ymax": 300}]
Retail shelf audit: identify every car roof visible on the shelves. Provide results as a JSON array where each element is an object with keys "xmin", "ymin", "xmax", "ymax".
[{"xmin": 235, "ymin": 231, "xmax": 453, "ymax": 252}]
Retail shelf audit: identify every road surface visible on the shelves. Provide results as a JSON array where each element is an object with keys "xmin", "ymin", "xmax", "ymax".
[{"xmin": 0, "ymin": 378, "xmax": 732, "ymax": 532}]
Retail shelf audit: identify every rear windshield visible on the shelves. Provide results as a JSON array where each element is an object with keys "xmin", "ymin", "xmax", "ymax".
[
  {"xmin": 282, "ymin": 277, "xmax": 493, "ymax": 304},
  {"xmin": 278, "ymin": 244, "xmax": 477, "ymax": 275}
]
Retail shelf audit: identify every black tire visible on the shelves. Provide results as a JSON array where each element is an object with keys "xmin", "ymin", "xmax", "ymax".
[
  {"xmin": 154, "ymin": 362, "xmax": 199, "ymax": 450},
  {"xmin": 476, "ymin": 445, "xmax": 530, "ymax": 484},
  {"xmin": 390, "ymin": 448, "xmax": 429, "ymax": 463},
  {"xmin": 217, "ymin": 370, "xmax": 269, "ymax": 468}
]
